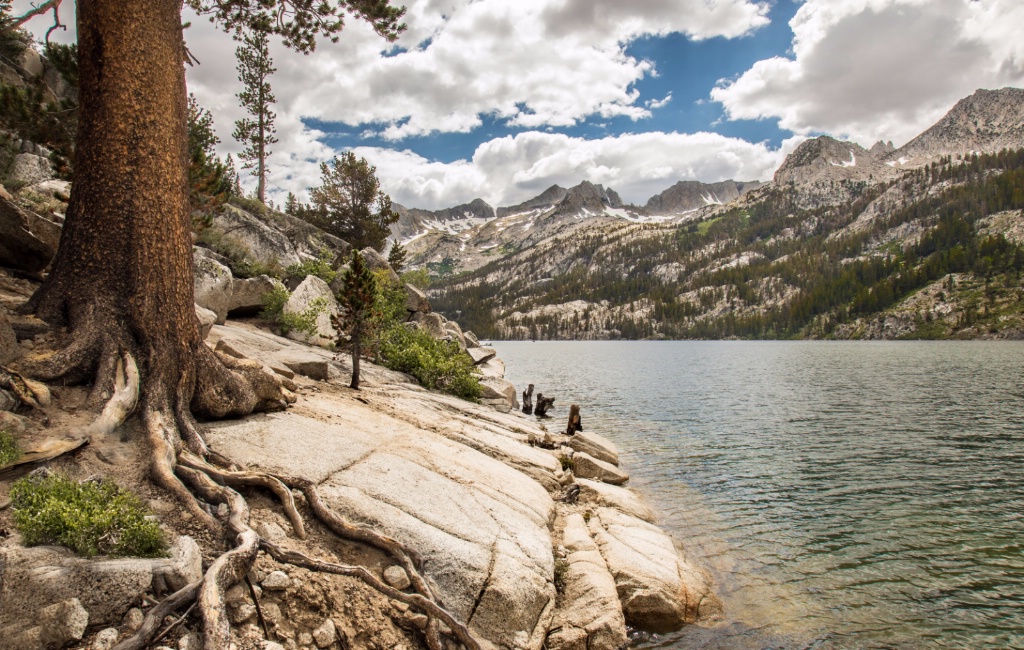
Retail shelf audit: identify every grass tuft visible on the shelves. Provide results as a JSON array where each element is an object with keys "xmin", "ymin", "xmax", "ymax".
[{"xmin": 0, "ymin": 429, "xmax": 19, "ymax": 466}]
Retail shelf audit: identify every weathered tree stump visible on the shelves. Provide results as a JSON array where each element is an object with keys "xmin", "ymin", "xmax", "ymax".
[
  {"xmin": 534, "ymin": 393, "xmax": 555, "ymax": 418},
  {"xmin": 566, "ymin": 404, "xmax": 582, "ymax": 436},
  {"xmin": 522, "ymin": 384, "xmax": 534, "ymax": 415}
]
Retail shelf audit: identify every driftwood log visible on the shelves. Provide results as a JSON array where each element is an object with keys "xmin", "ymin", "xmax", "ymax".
[
  {"xmin": 521, "ymin": 384, "xmax": 534, "ymax": 415},
  {"xmin": 534, "ymin": 393, "xmax": 555, "ymax": 418},
  {"xmin": 566, "ymin": 404, "xmax": 582, "ymax": 436}
]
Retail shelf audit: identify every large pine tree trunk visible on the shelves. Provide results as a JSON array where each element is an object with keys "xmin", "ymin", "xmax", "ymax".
[
  {"xmin": 23, "ymin": 0, "xmax": 287, "ymax": 507},
  {"xmin": 30, "ymin": 0, "xmax": 195, "ymax": 392}
]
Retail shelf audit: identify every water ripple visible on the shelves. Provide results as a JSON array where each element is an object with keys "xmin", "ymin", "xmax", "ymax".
[{"xmin": 496, "ymin": 341, "xmax": 1024, "ymax": 650}]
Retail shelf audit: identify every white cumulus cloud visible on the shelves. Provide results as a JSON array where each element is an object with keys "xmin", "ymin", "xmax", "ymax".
[
  {"xmin": 355, "ymin": 131, "xmax": 795, "ymax": 210},
  {"xmin": 711, "ymin": 0, "xmax": 1024, "ymax": 147}
]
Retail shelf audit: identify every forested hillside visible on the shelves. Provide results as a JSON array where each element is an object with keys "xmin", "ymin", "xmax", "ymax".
[{"xmin": 429, "ymin": 149, "xmax": 1024, "ymax": 340}]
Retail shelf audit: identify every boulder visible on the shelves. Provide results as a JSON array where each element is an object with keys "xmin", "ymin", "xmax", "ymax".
[
  {"xmin": 228, "ymin": 274, "xmax": 282, "ymax": 319},
  {"xmin": 443, "ymin": 320, "xmax": 467, "ymax": 350},
  {"xmin": 404, "ymin": 283, "xmax": 430, "ymax": 314},
  {"xmin": 468, "ymin": 346, "xmax": 497, "ymax": 366},
  {"xmin": 3, "ymin": 598, "xmax": 89, "ymax": 650},
  {"xmin": 413, "ymin": 312, "xmax": 448, "ymax": 340},
  {"xmin": 0, "ymin": 193, "xmax": 62, "ymax": 272},
  {"xmin": 328, "ymin": 263, "xmax": 349, "ymax": 296},
  {"xmin": 211, "ymin": 204, "xmax": 302, "ymax": 268},
  {"xmin": 477, "ymin": 357, "xmax": 505, "ymax": 380},
  {"xmin": 588, "ymin": 508, "xmax": 719, "ymax": 632},
  {"xmin": 17, "ymin": 47, "xmax": 44, "ymax": 78},
  {"xmin": 0, "ymin": 310, "xmax": 21, "ymax": 366},
  {"xmin": 572, "ymin": 452, "xmax": 628, "ymax": 485},
  {"xmin": 193, "ymin": 255, "xmax": 235, "ymax": 323},
  {"xmin": 575, "ymin": 479, "xmax": 658, "ymax": 524},
  {"xmin": 195, "ymin": 304, "xmax": 217, "ymax": 340},
  {"xmin": 0, "ymin": 536, "xmax": 203, "ymax": 630},
  {"xmin": 546, "ymin": 514, "xmax": 627, "ymax": 650},
  {"xmin": 282, "ymin": 275, "xmax": 340, "ymax": 347},
  {"xmin": 480, "ymin": 377, "xmax": 518, "ymax": 412},
  {"xmin": 463, "ymin": 330, "xmax": 481, "ymax": 348},
  {"xmin": 359, "ymin": 247, "xmax": 400, "ymax": 283},
  {"xmin": 10, "ymin": 153, "xmax": 53, "ymax": 186},
  {"xmin": 567, "ymin": 431, "xmax": 619, "ymax": 466}
]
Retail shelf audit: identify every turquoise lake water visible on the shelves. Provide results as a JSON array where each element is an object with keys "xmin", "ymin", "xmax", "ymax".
[{"xmin": 493, "ymin": 341, "xmax": 1024, "ymax": 650}]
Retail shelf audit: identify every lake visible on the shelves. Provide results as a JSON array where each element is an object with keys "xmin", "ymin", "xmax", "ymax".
[{"xmin": 493, "ymin": 341, "xmax": 1024, "ymax": 650}]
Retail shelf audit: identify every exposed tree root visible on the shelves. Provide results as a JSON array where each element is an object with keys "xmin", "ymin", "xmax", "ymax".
[
  {"xmin": 260, "ymin": 541, "xmax": 482, "ymax": 650},
  {"xmin": 16, "ymin": 333, "xmax": 481, "ymax": 649},
  {"xmin": 179, "ymin": 451, "xmax": 306, "ymax": 540},
  {"xmin": 0, "ymin": 366, "xmax": 50, "ymax": 409},
  {"xmin": 77, "ymin": 352, "xmax": 139, "ymax": 437}
]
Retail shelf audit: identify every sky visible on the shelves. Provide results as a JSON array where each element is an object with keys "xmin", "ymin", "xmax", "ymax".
[{"xmin": 17, "ymin": 0, "xmax": 1024, "ymax": 210}]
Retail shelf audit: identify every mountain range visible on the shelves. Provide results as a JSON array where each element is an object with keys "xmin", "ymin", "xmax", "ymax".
[{"xmin": 404, "ymin": 87, "xmax": 1024, "ymax": 340}]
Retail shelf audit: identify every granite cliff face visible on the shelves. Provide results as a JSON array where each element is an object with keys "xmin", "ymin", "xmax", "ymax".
[{"xmin": 892, "ymin": 88, "xmax": 1024, "ymax": 163}]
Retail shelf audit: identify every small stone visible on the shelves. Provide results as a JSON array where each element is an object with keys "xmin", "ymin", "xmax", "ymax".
[
  {"xmin": 92, "ymin": 627, "xmax": 119, "ymax": 650},
  {"xmin": 383, "ymin": 565, "xmax": 411, "ymax": 590},
  {"xmin": 229, "ymin": 604, "xmax": 256, "ymax": 624},
  {"xmin": 298, "ymin": 632, "xmax": 313, "ymax": 646},
  {"xmin": 261, "ymin": 602, "xmax": 282, "ymax": 624},
  {"xmin": 255, "ymin": 521, "xmax": 287, "ymax": 543},
  {"xmin": 404, "ymin": 613, "xmax": 429, "ymax": 631},
  {"xmin": 263, "ymin": 642, "xmax": 286, "ymax": 650},
  {"xmin": 123, "ymin": 607, "xmax": 145, "ymax": 632},
  {"xmin": 178, "ymin": 632, "xmax": 201, "ymax": 650},
  {"xmin": 225, "ymin": 584, "xmax": 248, "ymax": 604},
  {"xmin": 261, "ymin": 570, "xmax": 291, "ymax": 590},
  {"xmin": 21, "ymin": 339, "xmax": 34, "ymax": 349},
  {"xmin": 312, "ymin": 619, "xmax": 336, "ymax": 648},
  {"xmin": 217, "ymin": 503, "xmax": 229, "ymax": 518}
]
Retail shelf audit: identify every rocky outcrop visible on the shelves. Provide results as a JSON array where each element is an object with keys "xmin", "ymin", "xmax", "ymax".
[
  {"xmin": 588, "ymin": 508, "xmax": 720, "ymax": 631},
  {"xmin": 0, "ymin": 191, "xmax": 62, "ymax": 273},
  {"xmin": 359, "ymin": 247, "xmax": 400, "ymax": 283},
  {"xmin": 546, "ymin": 514, "xmax": 627, "ymax": 650},
  {"xmin": 567, "ymin": 431, "xmax": 619, "ymax": 466},
  {"xmin": 0, "ymin": 536, "xmax": 202, "ymax": 636},
  {"xmin": 196, "ymin": 320, "xmax": 712, "ymax": 649}
]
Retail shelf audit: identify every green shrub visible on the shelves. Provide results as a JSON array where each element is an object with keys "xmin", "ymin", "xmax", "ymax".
[
  {"xmin": 401, "ymin": 268, "xmax": 430, "ymax": 289},
  {"xmin": 378, "ymin": 324, "xmax": 482, "ymax": 401},
  {"xmin": 0, "ymin": 429, "xmax": 19, "ymax": 466},
  {"xmin": 285, "ymin": 246, "xmax": 337, "ymax": 285},
  {"xmin": 558, "ymin": 455, "xmax": 575, "ymax": 472},
  {"xmin": 11, "ymin": 474, "xmax": 167, "ymax": 558}
]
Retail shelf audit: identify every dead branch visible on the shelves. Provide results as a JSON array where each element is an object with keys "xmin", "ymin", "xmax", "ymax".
[
  {"xmin": 111, "ymin": 580, "xmax": 202, "ymax": 650},
  {"xmin": 79, "ymin": 352, "xmax": 139, "ymax": 438}
]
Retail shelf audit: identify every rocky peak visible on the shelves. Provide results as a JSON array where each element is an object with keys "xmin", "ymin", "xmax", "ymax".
[
  {"xmin": 644, "ymin": 180, "xmax": 764, "ymax": 215},
  {"xmin": 553, "ymin": 181, "xmax": 623, "ymax": 217},
  {"xmin": 391, "ymin": 198, "xmax": 495, "ymax": 241},
  {"xmin": 774, "ymin": 136, "xmax": 894, "ymax": 186},
  {"xmin": 890, "ymin": 87, "xmax": 1024, "ymax": 163},
  {"xmin": 869, "ymin": 140, "xmax": 896, "ymax": 157},
  {"xmin": 496, "ymin": 184, "xmax": 568, "ymax": 218}
]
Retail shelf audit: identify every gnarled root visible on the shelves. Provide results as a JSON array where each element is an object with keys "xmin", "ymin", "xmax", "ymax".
[
  {"xmin": 178, "ymin": 451, "xmax": 305, "ymax": 540},
  {"xmin": 260, "ymin": 541, "xmax": 482, "ymax": 650},
  {"xmin": 177, "ymin": 465, "xmax": 260, "ymax": 650}
]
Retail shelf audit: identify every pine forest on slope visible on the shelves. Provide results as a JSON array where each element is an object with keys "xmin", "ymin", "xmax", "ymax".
[{"xmin": 401, "ymin": 88, "xmax": 1024, "ymax": 341}]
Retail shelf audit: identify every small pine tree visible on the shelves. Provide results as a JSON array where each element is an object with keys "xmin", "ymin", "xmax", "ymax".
[
  {"xmin": 387, "ymin": 240, "xmax": 407, "ymax": 273},
  {"xmin": 187, "ymin": 94, "xmax": 229, "ymax": 218},
  {"xmin": 306, "ymin": 152, "xmax": 399, "ymax": 252},
  {"xmin": 233, "ymin": 29, "xmax": 277, "ymax": 203},
  {"xmin": 332, "ymin": 249, "xmax": 378, "ymax": 390},
  {"xmin": 284, "ymin": 191, "xmax": 298, "ymax": 215}
]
